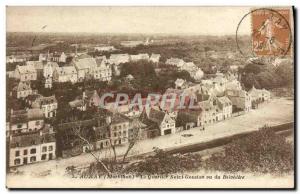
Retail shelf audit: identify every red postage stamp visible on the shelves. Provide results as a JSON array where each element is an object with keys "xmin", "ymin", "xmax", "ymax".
[{"xmin": 251, "ymin": 8, "xmax": 292, "ymax": 56}]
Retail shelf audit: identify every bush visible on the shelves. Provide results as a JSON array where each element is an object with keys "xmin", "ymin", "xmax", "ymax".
[
  {"xmin": 125, "ymin": 149, "xmax": 202, "ymax": 175},
  {"xmin": 204, "ymin": 128, "xmax": 294, "ymax": 175}
]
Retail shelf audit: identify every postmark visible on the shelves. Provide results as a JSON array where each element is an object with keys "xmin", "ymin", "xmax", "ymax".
[
  {"xmin": 251, "ymin": 8, "xmax": 292, "ymax": 56},
  {"xmin": 236, "ymin": 8, "xmax": 293, "ymax": 58}
]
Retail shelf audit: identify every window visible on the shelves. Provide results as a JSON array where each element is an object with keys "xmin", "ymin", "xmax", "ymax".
[
  {"xmin": 123, "ymin": 131, "xmax": 127, "ymax": 136},
  {"xmin": 23, "ymin": 149, "xmax": 28, "ymax": 155},
  {"xmin": 36, "ymin": 121, "xmax": 40, "ymax": 125},
  {"xmin": 15, "ymin": 150, "xmax": 20, "ymax": 157},
  {"xmin": 14, "ymin": 159, "xmax": 21, "ymax": 165},
  {"xmin": 41, "ymin": 154, "xmax": 47, "ymax": 160},
  {"xmin": 114, "ymin": 132, "xmax": 117, "ymax": 137},
  {"xmin": 48, "ymin": 146, "xmax": 53, "ymax": 151},
  {"xmin": 30, "ymin": 148, "xmax": 36, "ymax": 154},
  {"xmin": 31, "ymin": 140, "xmax": 36, "ymax": 145},
  {"xmin": 42, "ymin": 146, "xmax": 47, "ymax": 152},
  {"xmin": 17, "ymin": 124, "xmax": 22, "ymax": 128},
  {"xmin": 30, "ymin": 156, "xmax": 36, "ymax": 162}
]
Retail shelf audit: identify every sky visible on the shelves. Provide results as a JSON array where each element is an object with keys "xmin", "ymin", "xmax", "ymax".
[{"xmin": 6, "ymin": 6, "xmax": 251, "ymax": 35}]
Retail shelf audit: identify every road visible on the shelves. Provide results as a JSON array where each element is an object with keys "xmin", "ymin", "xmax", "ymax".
[{"xmin": 8, "ymin": 98, "xmax": 294, "ymax": 178}]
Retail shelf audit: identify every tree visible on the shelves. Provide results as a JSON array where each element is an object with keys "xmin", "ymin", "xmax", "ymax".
[
  {"xmin": 204, "ymin": 126, "xmax": 294, "ymax": 174},
  {"xmin": 71, "ymin": 122, "xmax": 111, "ymax": 175},
  {"xmin": 66, "ymin": 115, "xmax": 142, "ymax": 177},
  {"xmin": 121, "ymin": 119, "xmax": 142, "ymax": 163}
]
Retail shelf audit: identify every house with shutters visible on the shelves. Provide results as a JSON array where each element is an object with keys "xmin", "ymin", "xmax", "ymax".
[
  {"xmin": 26, "ymin": 61, "xmax": 44, "ymax": 80},
  {"xmin": 53, "ymin": 66, "xmax": 78, "ymax": 83},
  {"xmin": 198, "ymin": 99, "xmax": 218, "ymax": 126},
  {"xmin": 43, "ymin": 61, "xmax": 59, "ymax": 88},
  {"xmin": 8, "ymin": 108, "xmax": 56, "ymax": 167},
  {"xmin": 13, "ymin": 82, "xmax": 36, "ymax": 99},
  {"xmin": 107, "ymin": 113, "xmax": 131, "ymax": 146},
  {"xmin": 32, "ymin": 95, "xmax": 58, "ymax": 118},
  {"xmin": 14, "ymin": 65, "xmax": 37, "ymax": 82},
  {"xmin": 248, "ymin": 86, "xmax": 271, "ymax": 108},
  {"xmin": 52, "ymin": 52, "xmax": 67, "ymax": 63},
  {"xmin": 225, "ymin": 89, "xmax": 251, "ymax": 112},
  {"xmin": 216, "ymin": 96, "xmax": 233, "ymax": 120},
  {"xmin": 94, "ymin": 57, "xmax": 112, "ymax": 81},
  {"xmin": 73, "ymin": 57, "xmax": 97, "ymax": 81}
]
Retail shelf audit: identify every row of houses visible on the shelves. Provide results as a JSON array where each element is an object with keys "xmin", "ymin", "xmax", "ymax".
[
  {"xmin": 7, "ymin": 79, "xmax": 271, "ymax": 168},
  {"xmin": 108, "ymin": 53, "xmax": 160, "ymax": 65},
  {"xmin": 39, "ymin": 52, "xmax": 68, "ymax": 63},
  {"xmin": 165, "ymin": 58, "xmax": 204, "ymax": 81},
  {"xmin": 8, "ymin": 81, "xmax": 271, "ymax": 167},
  {"xmin": 6, "ymin": 54, "xmax": 33, "ymax": 64},
  {"xmin": 12, "ymin": 54, "xmax": 112, "ymax": 88},
  {"xmin": 7, "ymin": 50, "xmax": 272, "ymax": 168},
  {"xmin": 13, "ymin": 52, "xmax": 161, "ymax": 89}
]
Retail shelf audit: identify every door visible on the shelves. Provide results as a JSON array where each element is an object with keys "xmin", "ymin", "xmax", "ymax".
[
  {"xmin": 49, "ymin": 153, "xmax": 53, "ymax": 160},
  {"xmin": 23, "ymin": 157, "xmax": 27, "ymax": 165},
  {"xmin": 164, "ymin": 129, "xmax": 172, "ymax": 135}
]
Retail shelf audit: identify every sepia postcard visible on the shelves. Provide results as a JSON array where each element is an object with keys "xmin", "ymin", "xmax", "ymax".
[{"xmin": 6, "ymin": 6, "xmax": 295, "ymax": 189}]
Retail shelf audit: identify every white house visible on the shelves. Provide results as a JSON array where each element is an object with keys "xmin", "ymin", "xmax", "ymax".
[
  {"xmin": 165, "ymin": 58, "xmax": 185, "ymax": 68},
  {"xmin": 9, "ymin": 122, "xmax": 56, "ymax": 167},
  {"xmin": 14, "ymin": 65, "xmax": 37, "ymax": 82},
  {"xmin": 198, "ymin": 100, "xmax": 217, "ymax": 126},
  {"xmin": 74, "ymin": 57, "xmax": 97, "ymax": 81},
  {"xmin": 43, "ymin": 62, "xmax": 59, "ymax": 88},
  {"xmin": 53, "ymin": 66, "xmax": 78, "ymax": 83},
  {"xmin": 147, "ymin": 108, "xmax": 176, "ymax": 136},
  {"xmin": 149, "ymin": 54, "xmax": 161, "ymax": 63},
  {"xmin": 109, "ymin": 54, "xmax": 130, "ymax": 65},
  {"xmin": 130, "ymin": 53, "xmax": 150, "ymax": 61},
  {"xmin": 193, "ymin": 68, "xmax": 204, "ymax": 81},
  {"xmin": 248, "ymin": 86, "xmax": 271, "ymax": 103},
  {"xmin": 94, "ymin": 46, "xmax": 116, "ymax": 52},
  {"xmin": 94, "ymin": 57, "xmax": 112, "ymax": 81},
  {"xmin": 14, "ymin": 82, "xmax": 34, "ymax": 99},
  {"xmin": 32, "ymin": 95, "xmax": 58, "ymax": 118},
  {"xmin": 217, "ymin": 96, "xmax": 233, "ymax": 120},
  {"xmin": 225, "ymin": 89, "xmax": 252, "ymax": 112},
  {"xmin": 59, "ymin": 52, "xmax": 67, "ymax": 63}
]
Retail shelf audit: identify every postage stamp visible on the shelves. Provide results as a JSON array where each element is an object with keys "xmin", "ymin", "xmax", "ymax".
[{"xmin": 251, "ymin": 8, "xmax": 292, "ymax": 56}]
